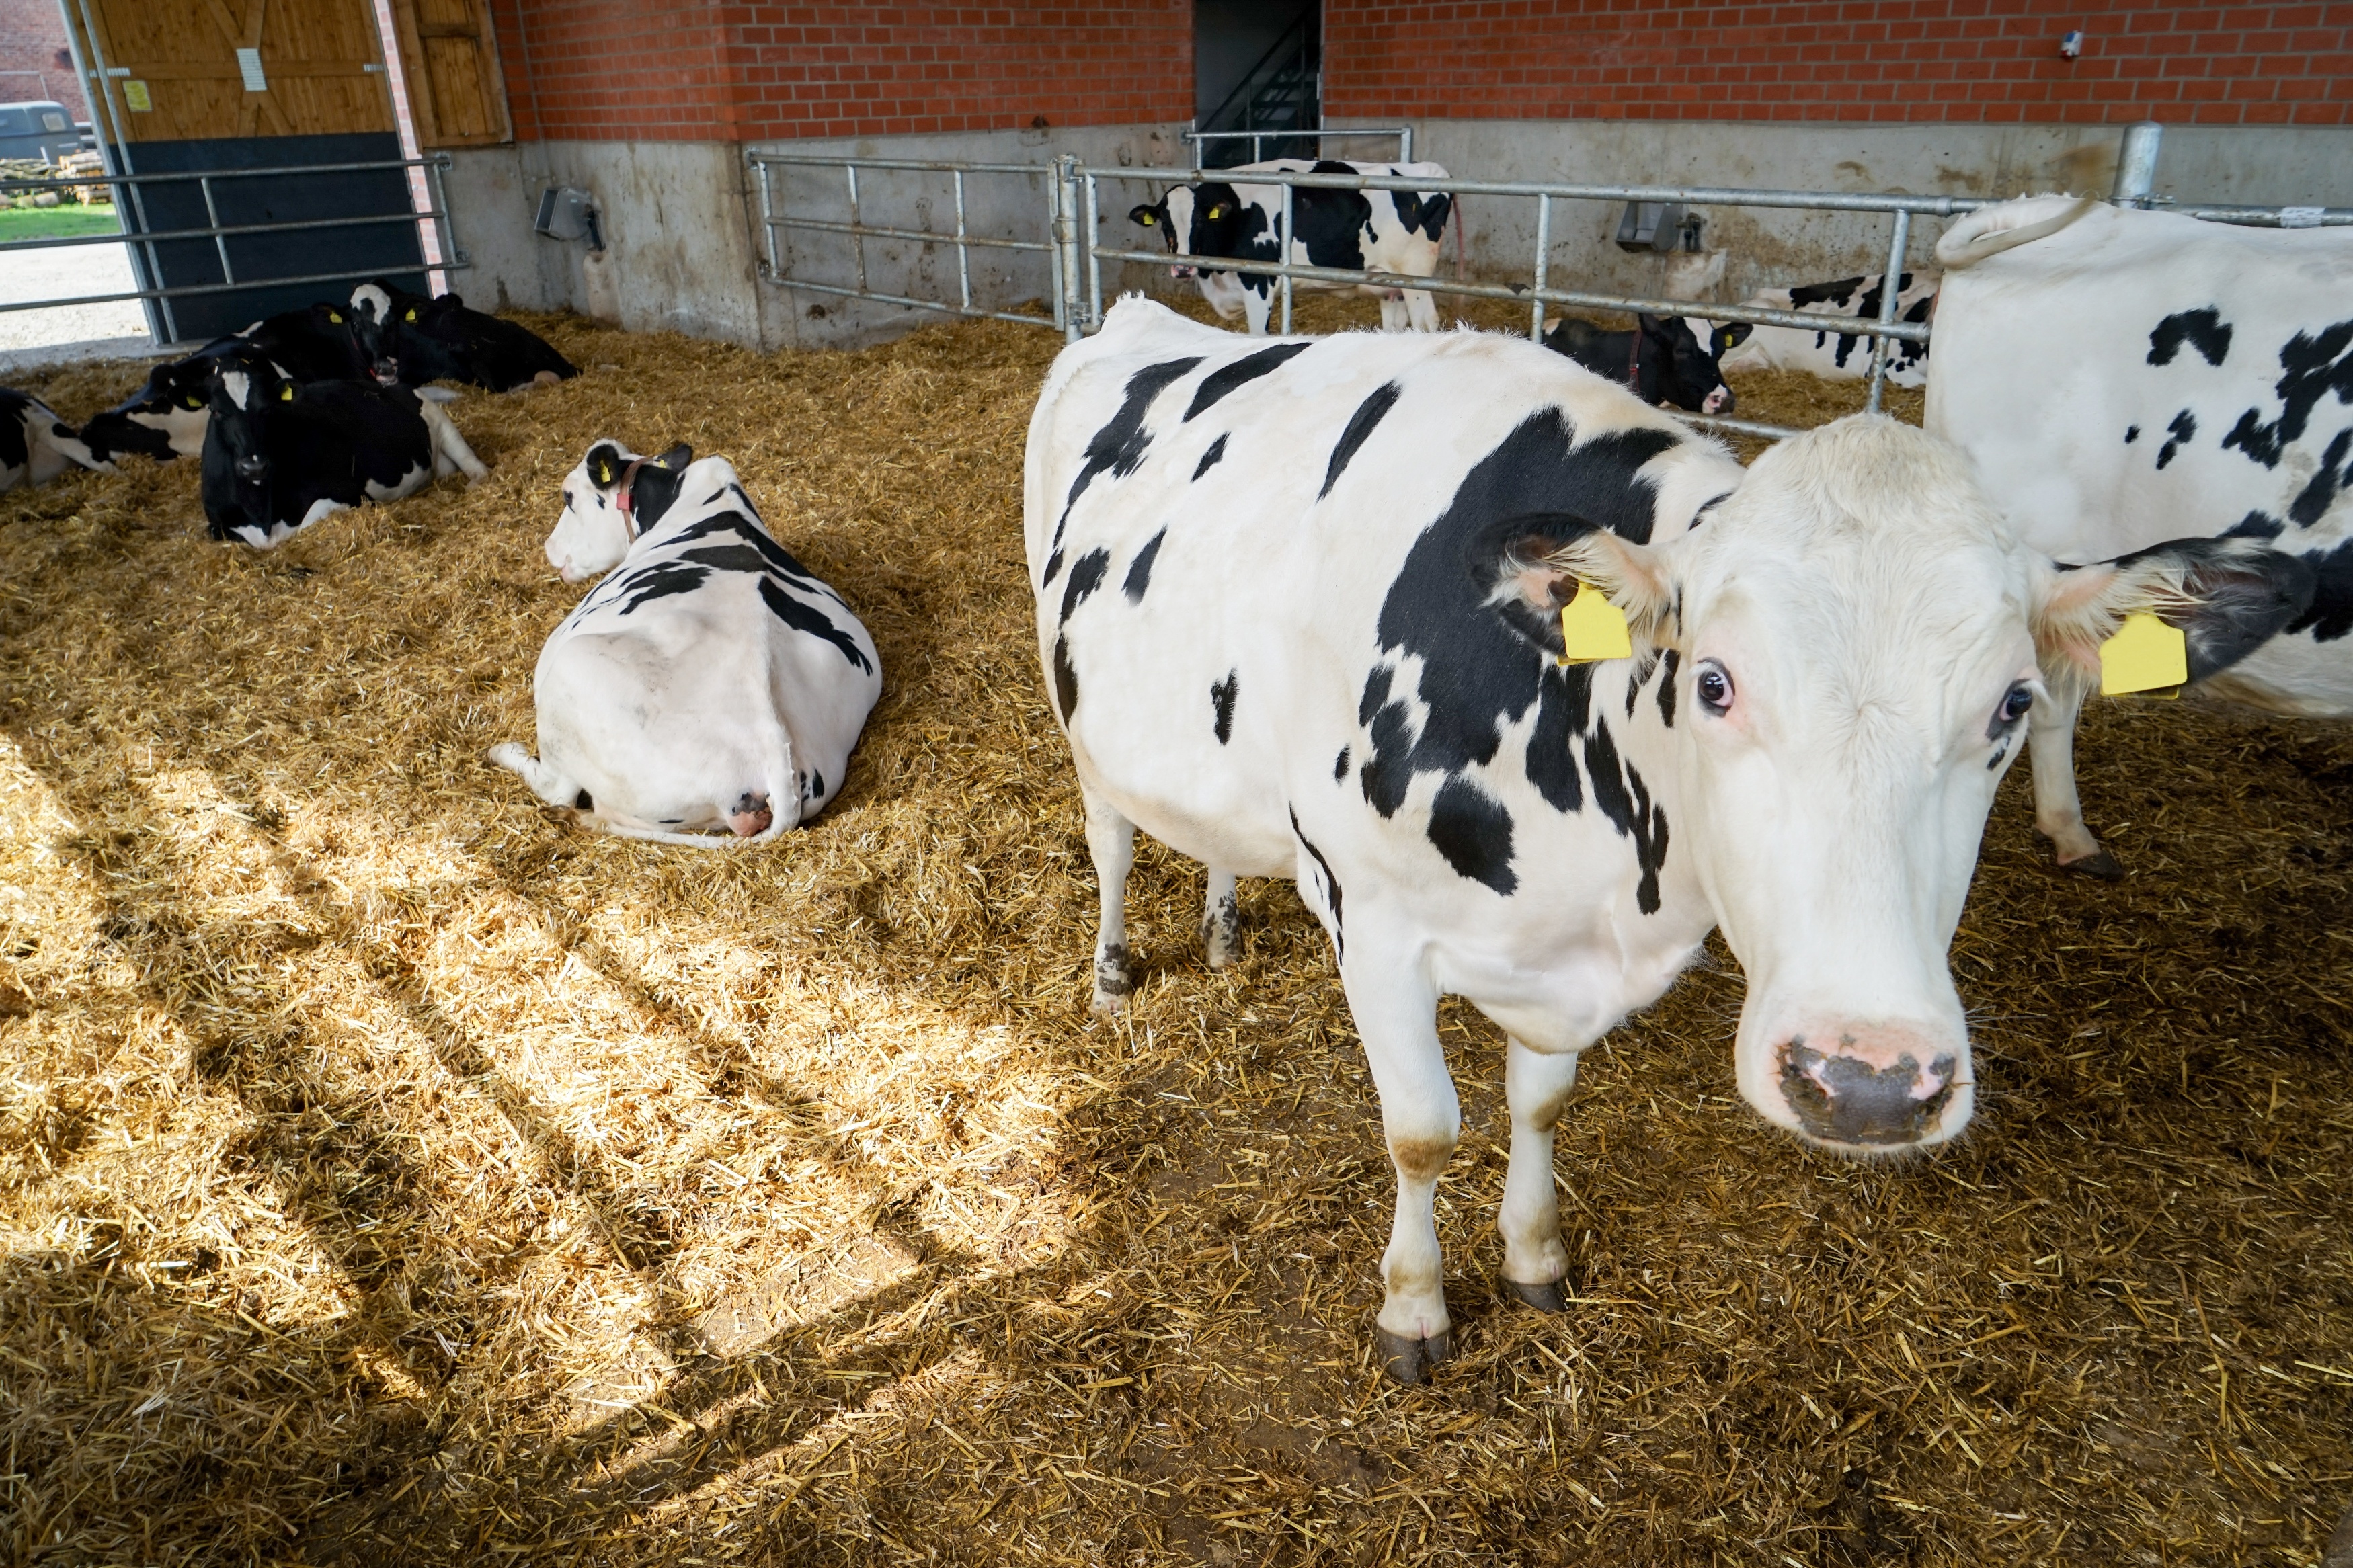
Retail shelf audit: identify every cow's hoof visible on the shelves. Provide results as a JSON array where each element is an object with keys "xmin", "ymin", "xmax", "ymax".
[
  {"xmin": 1089, "ymin": 989, "xmax": 1126, "ymax": 1018},
  {"xmin": 1373, "ymin": 1325, "xmax": 1453, "ymax": 1385},
  {"xmin": 1501, "ymin": 1277, "xmax": 1566, "ymax": 1313},
  {"xmin": 2324, "ymin": 1503, "xmax": 2353, "ymax": 1568},
  {"xmin": 2055, "ymin": 845, "xmax": 2125, "ymax": 881}
]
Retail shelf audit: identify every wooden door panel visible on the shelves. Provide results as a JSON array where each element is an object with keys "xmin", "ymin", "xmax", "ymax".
[
  {"xmin": 74, "ymin": 0, "xmax": 397, "ymax": 142},
  {"xmin": 387, "ymin": 0, "xmax": 510, "ymax": 147}
]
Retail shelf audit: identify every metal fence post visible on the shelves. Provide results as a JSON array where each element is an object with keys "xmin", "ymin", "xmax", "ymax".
[
  {"xmin": 1278, "ymin": 180, "xmax": 1294, "ymax": 334},
  {"xmin": 1529, "ymin": 193, "xmax": 1550, "ymax": 341},
  {"xmin": 1054, "ymin": 155, "xmax": 1085, "ymax": 342},
  {"xmin": 1864, "ymin": 208, "xmax": 1912, "ymax": 416},
  {"xmin": 951, "ymin": 169, "xmax": 971, "ymax": 313},
  {"xmin": 2112, "ymin": 123, "xmax": 2163, "ymax": 208}
]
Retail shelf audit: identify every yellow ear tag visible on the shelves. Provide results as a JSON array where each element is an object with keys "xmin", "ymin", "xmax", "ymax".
[
  {"xmin": 405, "ymin": 308, "xmax": 417, "ymax": 321},
  {"xmin": 278, "ymin": 384, "xmax": 293, "ymax": 401},
  {"xmin": 1558, "ymin": 582, "xmax": 1632, "ymax": 664},
  {"xmin": 2099, "ymin": 611, "xmax": 2188, "ymax": 698},
  {"xmin": 328, "ymin": 310, "xmax": 342, "ymax": 323},
  {"xmin": 1139, "ymin": 214, "xmax": 1154, "ymax": 226}
]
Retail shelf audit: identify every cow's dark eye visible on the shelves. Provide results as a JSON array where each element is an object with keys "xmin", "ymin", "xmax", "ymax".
[
  {"xmin": 1998, "ymin": 684, "xmax": 2033, "ymax": 726},
  {"xmin": 1696, "ymin": 661, "xmax": 1733, "ymax": 714}
]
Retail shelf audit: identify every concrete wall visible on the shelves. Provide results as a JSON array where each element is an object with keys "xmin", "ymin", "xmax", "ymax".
[
  {"xmin": 1329, "ymin": 118, "xmax": 2353, "ymax": 313},
  {"xmin": 442, "ymin": 122, "xmax": 1193, "ymax": 354}
]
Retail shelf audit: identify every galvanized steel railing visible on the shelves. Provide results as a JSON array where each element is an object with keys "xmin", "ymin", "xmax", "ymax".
[
  {"xmin": 1185, "ymin": 126, "xmax": 1414, "ymax": 168},
  {"xmin": 0, "ymin": 153, "xmax": 465, "ymax": 343}
]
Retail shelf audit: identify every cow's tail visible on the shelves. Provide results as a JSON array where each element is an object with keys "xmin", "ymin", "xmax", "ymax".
[
  {"xmin": 588, "ymin": 740, "xmax": 801, "ymax": 850},
  {"xmin": 1936, "ymin": 194, "xmax": 2098, "ymax": 270}
]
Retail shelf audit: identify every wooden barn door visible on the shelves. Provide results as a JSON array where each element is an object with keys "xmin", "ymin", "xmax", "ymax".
[
  {"xmin": 383, "ymin": 0, "xmax": 509, "ymax": 147},
  {"xmin": 63, "ymin": 0, "xmax": 435, "ymax": 341}
]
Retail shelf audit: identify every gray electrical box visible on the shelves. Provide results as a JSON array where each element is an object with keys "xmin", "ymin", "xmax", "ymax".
[
  {"xmin": 534, "ymin": 185, "xmax": 594, "ymax": 241},
  {"xmin": 1616, "ymin": 200, "xmax": 1693, "ymax": 253}
]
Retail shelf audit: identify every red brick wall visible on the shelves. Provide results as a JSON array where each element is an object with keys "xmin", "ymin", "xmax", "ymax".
[
  {"xmin": 1324, "ymin": 1, "xmax": 2353, "ymax": 126},
  {"xmin": 0, "ymin": 0, "xmax": 88, "ymax": 122},
  {"xmin": 494, "ymin": 1, "xmax": 1193, "ymax": 143}
]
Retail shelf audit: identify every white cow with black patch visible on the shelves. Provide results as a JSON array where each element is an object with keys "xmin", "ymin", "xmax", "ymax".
[
  {"xmin": 1927, "ymin": 195, "xmax": 2353, "ymax": 874},
  {"xmin": 1129, "ymin": 159, "xmax": 1453, "ymax": 335},
  {"xmin": 491, "ymin": 442, "xmax": 881, "ymax": 845},
  {"xmin": 1029, "ymin": 296, "xmax": 2307, "ymax": 1382},
  {"xmin": 1, "ymin": 388, "xmax": 109, "ymax": 492},
  {"xmin": 1716, "ymin": 271, "xmax": 1938, "ymax": 388}
]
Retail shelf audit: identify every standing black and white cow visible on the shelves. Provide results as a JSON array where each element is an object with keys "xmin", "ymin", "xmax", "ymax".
[
  {"xmin": 1129, "ymin": 159, "xmax": 1454, "ymax": 334},
  {"xmin": 80, "ymin": 304, "xmax": 372, "ymax": 465},
  {"xmin": 200, "ymin": 351, "xmax": 487, "ymax": 547},
  {"xmin": 1927, "ymin": 194, "xmax": 2353, "ymax": 875},
  {"xmin": 1716, "ymin": 271, "xmax": 1938, "ymax": 388},
  {"xmin": 348, "ymin": 280, "xmax": 579, "ymax": 392},
  {"xmin": 491, "ymin": 441, "xmax": 881, "ymax": 843},
  {"xmin": 1, "ymin": 388, "xmax": 109, "ymax": 492},
  {"xmin": 1030, "ymin": 297, "xmax": 2307, "ymax": 1380},
  {"xmin": 1540, "ymin": 313, "xmax": 1753, "ymax": 415}
]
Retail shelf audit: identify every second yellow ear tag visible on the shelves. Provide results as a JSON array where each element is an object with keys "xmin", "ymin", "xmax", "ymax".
[
  {"xmin": 1559, "ymin": 582, "xmax": 1632, "ymax": 664},
  {"xmin": 2099, "ymin": 612, "xmax": 2188, "ymax": 697}
]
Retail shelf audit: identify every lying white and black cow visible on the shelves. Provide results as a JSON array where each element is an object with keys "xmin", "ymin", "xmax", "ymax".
[
  {"xmin": 1029, "ymin": 296, "xmax": 2307, "ymax": 1380},
  {"xmin": 81, "ymin": 303, "xmax": 374, "ymax": 464},
  {"xmin": 1716, "ymin": 271, "xmax": 1938, "ymax": 388},
  {"xmin": 200, "ymin": 349, "xmax": 486, "ymax": 547},
  {"xmin": 491, "ymin": 441, "xmax": 881, "ymax": 843},
  {"xmin": 1928, "ymin": 194, "xmax": 2353, "ymax": 875},
  {"xmin": 349, "ymin": 280, "xmax": 578, "ymax": 392},
  {"xmin": 1540, "ymin": 313, "xmax": 1753, "ymax": 416},
  {"xmin": 1129, "ymin": 159, "xmax": 1453, "ymax": 334},
  {"xmin": 2, "ymin": 388, "xmax": 109, "ymax": 493}
]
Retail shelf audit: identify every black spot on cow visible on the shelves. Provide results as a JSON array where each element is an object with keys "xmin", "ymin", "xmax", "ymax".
[
  {"xmin": 1053, "ymin": 356, "xmax": 1202, "ymax": 548},
  {"xmin": 670, "ymin": 510, "xmax": 823, "ymax": 587},
  {"xmin": 1289, "ymin": 808, "xmax": 1344, "ymax": 952},
  {"xmin": 2221, "ymin": 319, "xmax": 2353, "ymax": 470},
  {"xmin": 1789, "ymin": 276, "xmax": 1865, "ymax": 311},
  {"xmin": 2286, "ymin": 538, "xmax": 2353, "ymax": 642},
  {"xmin": 1123, "ymin": 528, "xmax": 1166, "ymax": 602},
  {"xmin": 1657, "ymin": 648, "xmax": 1681, "ymax": 729},
  {"xmin": 1321, "ymin": 380, "xmax": 1403, "ymax": 498},
  {"xmin": 2156, "ymin": 409, "xmax": 2197, "ymax": 470},
  {"xmin": 1052, "ymin": 634, "xmax": 1079, "ymax": 722},
  {"xmin": 1193, "ymin": 434, "xmax": 1228, "ymax": 481},
  {"xmin": 1333, "ymin": 745, "xmax": 1350, "ymax": 781},
  {"xmin": 1390, "ymin": 188, "xmax": 1453, "ymax": 242},
  {"xmin": 573, "ymin": 789, "xmax": 593, "ymax": 811},
  {"xmin": 758, "ymin": 578, "xmax": 873, "ymax": 673},
  {"xmin": 807, "ymin": 770, "xmax": 826, "ymax": 801},
  {"xmin": 1060, "ymin": 547, "xmax": 1111, "ymax": 624},
  {"xmin": 616, "ymin": 559, "xmax": 709, "ymax": 614},
  {"xmin": 1356, "ymin": 409, "xmax": 1680, "ymax": 821},
  {"xmin": 2288, "ymin": 426, "xmax": 2353, "ymax": 527},
  {"xmin": 2147, "ymin": 306, "xmax": 2233, "ymax": 368},
  {"xmin": 1211, "ymin": 671, "xmax": 1239, "ymax": 743},
  {"xmin": 1427, "ymin": 776, "xmax": 1517, "ymax": 894},
  {"xmin": 1185, "ymin": 342, "xmax": 1311, "ymax": 421},
  {"xmin": 1041, "ymin": 546, "xmax": 1065, "ymax": 589},
  {"xmin": 2124, "ymin": 424, "xmax": 2141, "ymax": 444},
  {"xmin": 2225, "ymin": 510, "xmax": 2285, "ymax": 540},
  {"xmin": 1192, "ymin": 165, "xmax": 1380, "ymax": 306},
  {"xmin": 1584, "ymin": 718, "xmax": 1669, "ymax": 914}
]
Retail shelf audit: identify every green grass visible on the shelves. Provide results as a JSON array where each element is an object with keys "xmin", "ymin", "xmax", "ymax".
[{"xmin": 0, "ymin": 202, "xmax": 122, "ymax": 242}]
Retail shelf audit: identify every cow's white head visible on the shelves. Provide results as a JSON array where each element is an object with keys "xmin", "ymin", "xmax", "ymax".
[
  {"xmin": 1515, "ymin": 416, "xmax": 2311, "ymax": 1154},
  {"xmin": 545, "ymin": 438, "xmax": 694, "ymax": 583}
]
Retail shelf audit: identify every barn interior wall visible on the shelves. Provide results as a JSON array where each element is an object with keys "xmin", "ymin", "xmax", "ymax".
[
  {"xmin": 442, "ymin": 123, "xmax": 1192, "ymax": 355},
  {"xmin": 1337, "ymin": 117, "xmax": 2353, "ymax": 311}
]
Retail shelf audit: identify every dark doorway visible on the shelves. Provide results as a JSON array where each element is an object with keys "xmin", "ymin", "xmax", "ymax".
[{"xmin": 1193, "ymin": 1, "xmax": 1319, "ymax": 169}]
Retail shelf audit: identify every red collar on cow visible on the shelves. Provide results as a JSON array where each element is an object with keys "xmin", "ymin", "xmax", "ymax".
[
  {"xmin": 614, "ymin": 457, "xmax": 651, "ymax": 540},
  {"xmin": 1625, "ymin": 329, "xmax": 1642, "ymax": 397}
]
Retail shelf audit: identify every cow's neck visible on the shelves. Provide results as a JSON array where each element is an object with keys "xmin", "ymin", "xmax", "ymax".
[{"xmin": 626, "ymin": 463, "xmax": 687, "ymax": 534}]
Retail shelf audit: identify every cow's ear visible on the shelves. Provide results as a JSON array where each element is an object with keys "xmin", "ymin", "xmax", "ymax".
[
  {"xmin": 2031, "ymin": 536, "xmax": 2315, "ymax": 690},
  {"xmin": 1486, "ymin": 513, "xmax": 1681, "ymax": 653},
  {"xmin": 1128, "ymin": 204, "xmax": 1158, "ymax": 226},
  {"xmin": 1717, "ymin": 322, "xmax": 1754, "ymax": 352},
  {"xmin": 585, "ymin": 441, "xmax": 628, "ymax": 491},
  {"xmin": 1637, "ymin": 313, "xmax": 1675, "ymax": 336},
  {"xmin": 654, "ymin": 442, "xmax": 692, "ymax": 470},
  {"xmin": 278, "ymin": 382, "xmax": 295, "ymax": 402}
]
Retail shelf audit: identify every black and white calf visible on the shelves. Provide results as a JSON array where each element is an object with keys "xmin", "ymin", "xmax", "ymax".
[
  {"xmin": 1716, "ymin": 271, "xmax": 1938, "ymax": 388},
  {"xmin": 1029, "ymin": 297, "xmax": 2307, "ymax": 1380},
  {"xmin": 200, "ymin": 352, "xmax": 486, "ymax": 547},
  {"xmin": 1129, "ymin": 159, "xmax": 1453, "ymax": 334},
  {"xmin": 491, "ymin": 442, "xmax": 881, "ymax": 844},
  {"xmin": 1, "ymin": 388, "xmax": 108, "ymax": 492},
  {"xmin": 349, "ymin": 280, "xmax": 578, "ymax": 392},
  {"xmin": 80, "ymin": 304, "xmax": 372, "ymax": 465},
  {"xmin": 1927, "ymin": 195, "xmax": 2353, "ymax": 874},
  {"xmin": 1540, "ymin": 313, "xmax": 1753, "ymax": 415}
]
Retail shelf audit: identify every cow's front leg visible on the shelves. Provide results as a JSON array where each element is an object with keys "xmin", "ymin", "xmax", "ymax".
[
  {"xmin": 1343, "ymin": 950, "xmax": 1458, "ymax": 1383},
  {"xmin": 1082, "ymin": 784, "xmax": 1138, "ymax": 1013},
  {"xmin": 1201, "ymin": 868, "xmax": 1240, "ymax": 969},
  {"xmin": 1377, "ymin": 290, "xmax": 1409, "ymax": 331},
  {"xmin": 2026, "ymin": 675, "xmax": 2122, "ymax": 878},
  {"xmin": 1499, "ymin": 1036, "xmax": 1579, "ymax": 1309},
  {"xmin": 1404, "ymin": 288, "xmax": 1441, "ymax": 331}
]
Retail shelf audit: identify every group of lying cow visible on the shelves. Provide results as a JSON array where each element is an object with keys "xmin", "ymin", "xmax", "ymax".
[
  {"xmin": 0, "ymin": 278, "xmax": 575, "ymax": 544},
  {"xmin": 1125, "ymin": 155, "xmax": 1933, "ymax": 421}
]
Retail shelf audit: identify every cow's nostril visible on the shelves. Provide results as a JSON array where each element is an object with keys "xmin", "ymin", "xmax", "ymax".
[{"xmin": 1778, "ymin": 1039, "xmax": 1955, "ymax": 1147}]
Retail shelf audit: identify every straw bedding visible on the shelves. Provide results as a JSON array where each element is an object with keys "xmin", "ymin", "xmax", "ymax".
[{"xmin": 1, "ymin": 289, "xmax": 2347, "ymax": 1567}]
